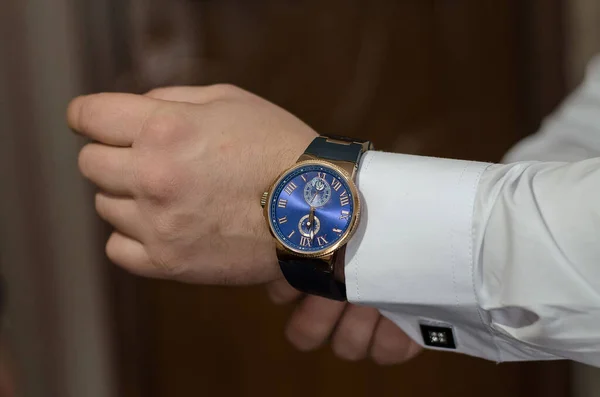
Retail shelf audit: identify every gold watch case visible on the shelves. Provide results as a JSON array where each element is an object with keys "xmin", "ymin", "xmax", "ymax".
[{"xmin": 262, "ymin": 157, "xmax": 361, "ymax": 260}]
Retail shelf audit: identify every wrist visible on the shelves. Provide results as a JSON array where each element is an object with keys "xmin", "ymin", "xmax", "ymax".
[{"xmin": 256, "ymin": 130, "xmax": 318, "ymax": 282}]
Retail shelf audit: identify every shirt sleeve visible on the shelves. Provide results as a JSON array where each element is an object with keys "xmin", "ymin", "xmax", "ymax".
[{"xmin": 345, "ymin": 55, "xmax": 600, "ymax": 366}]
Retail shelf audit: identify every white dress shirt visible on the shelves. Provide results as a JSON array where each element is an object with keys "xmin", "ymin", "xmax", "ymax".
[{"xmin": 345, "ymin": 55, "xmax": 600, "ymax": 367}]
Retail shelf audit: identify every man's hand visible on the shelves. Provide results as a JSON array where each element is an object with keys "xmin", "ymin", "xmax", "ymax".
[
  {"xmin": 68, "ymin": 85, "xmax": 317, "ymax": 284},
  {"xmin": 267, "ymin": 279, "xmax": 422, "ymax": 364}
]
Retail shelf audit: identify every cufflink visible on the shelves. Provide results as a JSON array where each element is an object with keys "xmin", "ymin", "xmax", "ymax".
[{"xmin": 420, "ymin": 324, "xmax": 456, "ymax": 349}]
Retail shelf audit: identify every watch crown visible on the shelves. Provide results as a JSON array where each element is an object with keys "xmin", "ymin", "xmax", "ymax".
[{"xmin": 260, "ymin": 191, "xmax": 269, "ymax": 208}]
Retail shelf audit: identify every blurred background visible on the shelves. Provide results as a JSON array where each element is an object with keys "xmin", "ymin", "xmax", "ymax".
[{"xmin": 1, "ymin": 0, "xmax": 600, "ymax": 396}]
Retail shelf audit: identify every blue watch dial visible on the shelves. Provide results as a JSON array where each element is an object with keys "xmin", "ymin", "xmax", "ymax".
[{"xmin": 269, "ymin": 164, "xmax": 355, "ymax": 253}]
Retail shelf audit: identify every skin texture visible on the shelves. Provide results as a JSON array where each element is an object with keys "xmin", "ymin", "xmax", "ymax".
[{"xmin": 68, "ymin": 84, "xmax": 421, "ymax": 364}]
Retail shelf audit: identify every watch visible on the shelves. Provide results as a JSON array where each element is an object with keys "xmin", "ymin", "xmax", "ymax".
[{"xmin": 261, "ymin": 135, "xmax": 372, "ymax": 301}]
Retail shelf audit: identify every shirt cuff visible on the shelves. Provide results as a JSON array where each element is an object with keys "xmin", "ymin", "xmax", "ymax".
[{"xmin": 345, "ymin": 151, "xmax": 555, "ymax": 362}]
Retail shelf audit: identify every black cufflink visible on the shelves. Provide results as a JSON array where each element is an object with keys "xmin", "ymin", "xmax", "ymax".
[{"xmin": 420, "ymin": 324, "xmax": 456, "ymax": 349}]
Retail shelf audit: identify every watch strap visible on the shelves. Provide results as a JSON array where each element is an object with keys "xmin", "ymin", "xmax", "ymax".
[
  {"xmin": 304, "ymin": 136, "xmax": 372, "ymax": 163},
  {"xmin": 278, "ymin": 257, "xmax": 347, "ymax": 301},
  {"xmin": 277, "ymin": 135, "xmax": 371, "ymax": 301}
]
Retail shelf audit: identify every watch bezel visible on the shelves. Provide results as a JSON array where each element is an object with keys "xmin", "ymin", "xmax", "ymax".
[{"xmin": 264, "ymin": 159, "xmax": 361, "ymax": 259}]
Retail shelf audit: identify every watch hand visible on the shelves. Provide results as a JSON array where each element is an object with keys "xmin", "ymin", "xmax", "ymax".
[
  {"xmin": 309, "ymin": 190, "xmax": 318, "ymax": 205},
  {"xmin": 308, "ymin": 206, "xmax": 315, "ymax": 242}
]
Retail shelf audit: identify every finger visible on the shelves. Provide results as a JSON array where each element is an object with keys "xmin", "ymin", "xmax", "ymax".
[
  {"xmin": 145, "ymin": 84, "xmax": 243, "ymax": 104},
  {"xmin": 331, "ymin": 305, "xmax": 380, "ymax": 361},
  {"xmin": 285, "ymin": 296, "xmax": 346, "ymax": 351},
  {"xmin": 105, "ymin": 232, "xmax": 164, "ymax": 278},
  {"xmin": 370, "ymin": 317, "xmax": 422, "ymax": 365},
  {"xmin": 266, "ymin": 278, "xmax": 303, "ymax": 304},
  {"xmin": 95, "ymin": 192, "xmax": 144, "ymax": 241},
  {"xmin": 78, "ymin": 143, "xmax": 134, "ymax": 195},
  {"xmin": 67, "ymin": 93, "xmax": 161, "ymax": 146}
]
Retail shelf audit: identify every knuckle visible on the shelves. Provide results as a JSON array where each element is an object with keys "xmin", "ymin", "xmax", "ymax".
[
  {"xmin": 148, "ymin": 246, "xmax": 186, "ymax": 276},
  {"xmin": 139, "ymin": 110, "xmax": 187, "ymax": 146},
  {"xmin": 212, "ymin": 83, "xmax": 241, "ymax": 95},
  {"xmin": 145, "ymin": 87, "xmax": 177, "ymax": 100},
  {"xmin": 208, "ymin": 83, "xmax": 247, "ymax": 101},
  {"xmin": 135, "ymin": 160, "xmax": 180, "ymax": 202},
  {"xmin": 152, "ymin": 213, "xmax": 182, "ymax": 241}
]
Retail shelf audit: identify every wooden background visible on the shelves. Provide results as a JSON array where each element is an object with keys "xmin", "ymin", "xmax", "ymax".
[{"xmin": 81, "ymin": 1, "xmax": 570, "ymax": 396}]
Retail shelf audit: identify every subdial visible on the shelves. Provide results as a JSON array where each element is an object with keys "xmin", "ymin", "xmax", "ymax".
[
  {"xmin": 303, "ymin": 177, "xmax": 332, "ymax": 207},
  {"xmin": 298, "ymin": 214, "xmax": 321, "ymax": 237}
]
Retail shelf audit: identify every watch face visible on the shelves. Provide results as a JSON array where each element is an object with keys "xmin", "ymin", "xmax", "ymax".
[{"xmin": 268, "ymin": 162, "xmax": 358, "ymax": 255}]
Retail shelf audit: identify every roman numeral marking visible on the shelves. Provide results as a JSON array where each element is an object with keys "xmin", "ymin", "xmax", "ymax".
[
  {"xmin": 316, "ymin": 235, "xmax": 329, "ymax": 246},
  {"xmin": 278, "ymin": 216, "xmax": 288, "ymax": 224},
  {"xmin": 284, "ymin": 182, "xmax": 297, "ymax": 195},
  {"xmin": 301, "ymin": 174, "xmax": 308, "ymax": 182},
  {"xmin": 339, "ymin": 191, "xmax": 350, "ymax": 206},
  {"xmin": 340, "ymin": 210, "xmax": 350, "ymax": 220},
  {"xmin": 317, "ymin": 172, "xmax": 327, "ymax": 180},
  {"xmin": 278, "ymin": 199, "xmax": 288, "ymax": 208},
  {"xmin": 288, "ymin": 230, "xmax": 295, "ymax": 239},
  {"xmin": 333, "ymin": 228, "xmax": 342, "ymax": 234},
  {"xmin": 300, "ymin": 236, "xmax": 312, "ymax": 247},
  {"xmin": 331, "ymin": 179, "xmax": 342, "ymax": 191}
]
